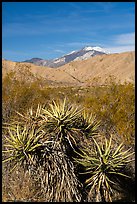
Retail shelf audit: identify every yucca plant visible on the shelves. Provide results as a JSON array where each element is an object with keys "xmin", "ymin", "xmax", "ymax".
[
  {"xmin": 7, "ymin": 99, "xmax": 100, "ymax": 151},
  {"xmin": 2, "ymin": 98, "xmax": 101, "ymax": 202},
  {"xmin": 40, "ymin": 98, "xmax": 82, "ymax": 149},
  {"xmin": 33, "ymin": 98, "xmax": 85, "ymax": 201},
  {"xmin": 32, "ymin": 98, "xmax": 100, "ymax": 201},
  {"xmin": 2, "ymin": 124, "xmax": 46, "ymax": 172},
  {"xmin": 74, "ymin": 135, "xmax": 134, "ymax": 202},
  {"xmin": 40, "ymin": 98, "xmax": 100, "ymax": 150},
  {"xmin": 78, "ymin": 110, "xmax": 100, "ymax": 138},
  {"xmin": 2, "ymin": 99, "xmax": 83, "ymax": 201}
]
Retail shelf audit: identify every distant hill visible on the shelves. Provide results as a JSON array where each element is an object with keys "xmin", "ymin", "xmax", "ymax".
[
  {"xmin": 22, "ymin": 57, "xmax": 43, "ymax": 63},
  {"xmin": 2, "ymin": 51, "xmax": 135, "ymax": 86}
]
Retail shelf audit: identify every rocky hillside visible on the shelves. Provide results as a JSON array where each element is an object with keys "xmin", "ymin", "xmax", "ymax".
[{"xmin": 2, "ymin": 51, "xmax": 135, "ymax": 86}]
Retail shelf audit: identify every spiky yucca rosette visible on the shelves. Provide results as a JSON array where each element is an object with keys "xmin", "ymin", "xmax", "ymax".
[
  {"xmin": 74, "ymin": 135, "xmax": 135, "ymax": 202},
  {"xmin": 40, "ymin": 98, "xmax": 100, "ymax": 149},
  {"xmin": 2, "ymin": 124, "xmax": 45, "ymax": 172}
]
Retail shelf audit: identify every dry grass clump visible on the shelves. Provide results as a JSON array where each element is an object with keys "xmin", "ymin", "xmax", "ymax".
[{"xmin": 2, "ymin": 165, "xmax": 40, "ymax": 202}]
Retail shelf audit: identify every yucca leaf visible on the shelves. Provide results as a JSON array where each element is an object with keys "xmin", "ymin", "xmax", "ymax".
[
  {"xmin": 2, "ymin": 149, "xmax": 13, "ymax": 153},
  {"xmin": 16, "ymin": 125, "xmax": 25, "ymax": 145},
  {"xmin": 10, "ymin": 163, "xmax": 19, "ymax": 173},
  {"xmin": 105, "ymin": 176, "xmax": 117, "ymax": 186},
  {"xmin": 93, "ymin": 138, "xmax": 103, "ymax": 157},
  {"xmin": 109, "ymin": 171, "xmax": 131, "ymax": 178},
  {"xmin": 112, "ymin": 143, "xmax": 124, "ymax": 157},
  {"xmin": 33, "ymin": 133, "xmax": 44, "ymax": 143},
  {"xmin": 5, "ymin": 137, "xmax": 14, "ymax": 145},
  {"xmin": 8, "ymin": 128, "xmax": 19, "ymax": 143},
  {"xmin": 87, "ymin": 175, "xmax": 99, "ymax": 189},
  {"xmin": 16, "ymin": 111, "xmax": 26, "ymax": 118},
  {"xmin": 85, "ymin": 172, "xmax": 99, "ymax": 184},
  {"xmin": 62, "ymin": 97, "xmax": 67, "ymax": 112},
  {"xmin": 4, "ymin": 137, "xmax": 18, "ymax": 148},
  {"xmin": 97, "ymin": 173, "xmax": 103, "ymax": 192},
  {"xmin": 67, "ymin": 132, "xmax": 77, "ymax": 145},
  {"xmin": 29, "ymin": 143, "xmax": 42, "ymax": 152},
  {"xmin": 3, "ymin": 156, "xmax": 15, "ymax": 163},
  {"xmin": 105, "ymin": 135, "xmax": 112, "ymax": 156}
]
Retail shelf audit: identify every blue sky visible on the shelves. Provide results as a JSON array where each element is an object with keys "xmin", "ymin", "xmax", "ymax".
[{"xmin": 2, "ymin": 2, "xmax": 135, "ymax": 61}]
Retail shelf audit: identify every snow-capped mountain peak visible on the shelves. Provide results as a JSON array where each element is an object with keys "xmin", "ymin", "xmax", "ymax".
[
  {"xmin": 23, "ymin": 45, "xmax": 109, "ymax": 68},
  {"xmin": 82, "ymin": 46, "xmax": 94, "ymax": 51},
  {"xmin": 92, "ymin": 46, "xmax": 109, "ymax": 54},
  {"xmin": 82, "ymin": 46, "xmax": 108, "ymax": 54}
]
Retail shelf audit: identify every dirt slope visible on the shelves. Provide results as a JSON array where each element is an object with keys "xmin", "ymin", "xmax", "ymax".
[
  {"xmin": 58, "ymin": 51, "xmax": 135, "ymax": 85},
  {"xmin": 2, "ymin": 51, "xmax": 135, "ymax": 86}
]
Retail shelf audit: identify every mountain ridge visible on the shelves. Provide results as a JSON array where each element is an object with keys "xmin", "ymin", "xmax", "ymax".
[
  {"xmin": 2, "ymin": 51, "xmax": 135, "ymax": 87},
  {"xmin": 22, "ymin": 46, "xmax": 108, "ymax": 68}
]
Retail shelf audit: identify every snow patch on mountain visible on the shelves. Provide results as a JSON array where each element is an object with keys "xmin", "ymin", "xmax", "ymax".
[
  {"xmin": 53, "ymin": 57, "xmax": 65, "ymax": 64},
  {"xmin": 83, "ymin": 46, "xmax": 94, "ymax": 51},
  {"xmin": 65, "ymin": 50, "xmax": 77, "ymax": 55},
  {"xmin": 93, "ymin": 46, "xmax": 109, "ymax": 53},
  {"xmin": 74, "ymin": 51, "xmax": 94, "ymax": 61},
  {"xmin": 83, "ymin": 46, "xmax": 108, "ymax": 54}
]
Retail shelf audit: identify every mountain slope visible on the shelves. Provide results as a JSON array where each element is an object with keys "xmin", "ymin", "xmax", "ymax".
[
  {"xmin": 59, "ymin": 51, "xmax": 135, "ymax": 85},
  {"xmin": 3, "ymin": 51, "xmax": 135, "ymax": 86},
  {"xmin": 23, "ymin": 46, "xmax": 108, "ymax": 68}
]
